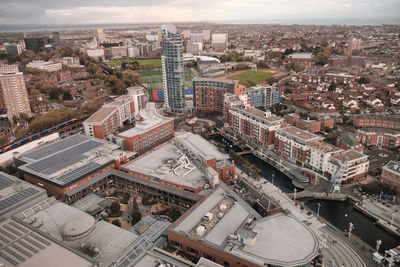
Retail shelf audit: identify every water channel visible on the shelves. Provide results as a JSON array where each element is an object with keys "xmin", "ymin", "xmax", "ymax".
[{"xmin": 209, "ymin": 133, "xmax": 399, "ymax": 251}]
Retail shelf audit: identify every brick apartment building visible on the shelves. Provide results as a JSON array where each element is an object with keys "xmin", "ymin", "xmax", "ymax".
[
  {"xmin": 381, "ymin": 161, "xmax": 400, "ymax": 190},
  {"xmin": 29, "ymin": 94, "xmax": 54, "ymax": 113},
  {"xmin": 275, "ymin": 126, "xmax": 324, "ymax": 165},
  {"xmin": 117, "ymin": 103, "xmax": 174, "ymax": 153},
  {"xmin": 83, "ymin": 95, "xmax": 137, "ymax": 140},
  {"xmin": 357, "ymin": 128, "xmax": 400, "ymax": 149},
  {"xmin": 352, "ymin": 115, "xmax": 400, "ymax": 130},
  {"xmin": 284, "ymin": 113, "xmax": 334, "ymax": 133},
  {"xmin": 224, "ymin": 93, "xmax": 284, "ymax": 147},
  {"xmin": 193, "ymin": 78, "xmax": 245, "ymax": 113}
]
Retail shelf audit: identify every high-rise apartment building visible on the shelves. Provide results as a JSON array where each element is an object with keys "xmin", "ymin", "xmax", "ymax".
[
  {"xmin": 0, "ymin": 71, "xmax": 32, "ymax": 121},
  {"xmin": 202, "ymin": 30, "xmax": 211, "ymax": 41},
  {"xmin": 190, "ymin": 33, "xmax": 203, "ymax": 44},
  {"xmin": 161, "ymin": 24, "xmax": 186, "ymax": 112},
  {"xmin": 212, "ymin": 33, "xmax": 228, "ymax": 52}
]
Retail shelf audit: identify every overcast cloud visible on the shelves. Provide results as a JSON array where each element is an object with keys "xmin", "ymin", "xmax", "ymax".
[{"xmin": 0, "ymin": 0, "xmax": 399, "ymax": 25}]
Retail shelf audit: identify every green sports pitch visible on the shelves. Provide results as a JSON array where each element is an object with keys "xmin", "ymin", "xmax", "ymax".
[
  {"xmin": 109, "ymin": 58, "xmax": 162, "ymax": 68},
  {"xmin": 228, "ymin": 71, "xmax": 275, "ymax": 84}
]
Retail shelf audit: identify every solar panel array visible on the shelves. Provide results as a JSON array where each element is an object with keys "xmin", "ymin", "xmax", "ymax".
[
  {"xmin": 23, "ymin": 135, "xmax": 89, "ymax": 160},
  {"xmin": 26, "ymin": 140, "xmax": 103, "ymax": 176},
  {"xmin": 0, "ymin": 188, "xmax": 40, "ymax": 211},
  {"xmin": 0, "ymin": 221, "xmax": 51, "ymax": 265},
  {"xmin": 0, "ymin": 173, "xmax": 13, "ymax": 190},
  {"xmin": 55, "ymin": 162, "xmax": 101, "ymax": 185}
]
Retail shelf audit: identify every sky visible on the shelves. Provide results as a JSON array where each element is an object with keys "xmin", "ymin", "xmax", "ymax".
[{"xmin": 0, "ymin": 0, "xmax": 399, "ymax": 25}]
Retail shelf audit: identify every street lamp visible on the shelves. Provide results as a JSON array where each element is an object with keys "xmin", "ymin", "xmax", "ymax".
[
  {"xmin": 390, "ymin": 213, "xmax": 396, "ymax": 228},
  {"xmin": 317, "ymin": 203, "xmax": 322, "ymax": 217},
  {"xmin": 348, "ymin": 222, "xmax": 354, "ymax": 238}
]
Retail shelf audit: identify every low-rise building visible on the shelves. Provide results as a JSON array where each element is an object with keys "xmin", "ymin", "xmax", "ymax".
[
  {"xmin": 15, "ymin": 134, "xmax": 126, "ymax": 198},
  {"xmin": 381, "ymin": 161, "xmax": 400, "ymax": 190},
  {"xmin": 352, "ymin": 115, "xmax": 400, "ymax": 130},
  {"xmin": 286, "ymin": 52, "xmax": 313, "ymax": 70},
  {"xmin": 225, "ymin": 94, "xmax": 284, "ymax": 147},
  {"xmin": 26, "ymin": 60, "xmax": 62, "ymax": 72},
  {"xmin": 168, "ymin": 183, "xmax": 319, "ymax": 267},
  {"xmin": 117, "ymin": 102, "xmax": 174, "ymax": 153},
  {"xmin": 29, "ymin": 94, "xmax": 54, "ymax": 113},
  {"xmin": 121, "ymin": 132, "xmax": 235, "ymax": 193},
  {"xmin": 357, "ymin": 128, "xmax": 400, "ymax": 149},
  {"xmin": 326, "ymin": 150, "xmax": 369, "ymax": 184}
]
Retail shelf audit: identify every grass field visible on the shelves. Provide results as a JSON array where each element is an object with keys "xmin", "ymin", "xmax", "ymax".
[
  {"xmin": 138, "ymin": 69, "xmax": 194, "ymax": 90},
  {"xmin": 109, "ymin": 58, "xmax": 162, "ymax": 67},
  {"xmin": 228, "ymin": 71, "xmax": 275, "ymax": 84}
]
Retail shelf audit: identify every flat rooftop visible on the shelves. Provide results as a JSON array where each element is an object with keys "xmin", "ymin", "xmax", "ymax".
[
  {"xmin": 170, "ymin": 184, "xmax": 319, "ymax": 266},
  {"xmin": 123, "ymin": 141, "xmax": 208, "ymax": 189},
  {"xmin": 84, "ymin": 106, "xmax": 116, "ymax": 124},
  {"xmin": 0, "ymin": 172, "xmax": 47, "ymax": 220},
  {"xmin": 118, "ymin": 102, "xmax": 172, "ymax": 138},
  {"xmin": 332, "ymin": 149, "xmax": 367, "ymax": 162},
  {"xmin": 279, "ymin": 126, "xmax": 322, "ymax": 142},
  {"xmin": 193, "ymin": 77, "xmax": 238, "ymax": 84},
  {"xmin": 243, "ymin": 107, "xmax": 283, "ymax": 122},
  {"xmin": 175, "ymin": 132, "xmax": 229, "ymax": 162},
  {"xmin": 17, "ymin": 134, "xmax": 121, "ymax": 187},
  {"xmin": 230, "ymin": 213, "xmax": 319, "ymax": 266},
  {"xmin": 0, "ymin": 218, "xmax": 94, "ymax": 267},
  {"xmin": 383, "ymin": 161, "xmax": 400, "ymax": 174},
  {"xmin": 133, "ymin": 247, "xmax": 194, "ymax": 267},
  {"xmin": 15, "ymin": 198, "xmax": 148, "ymax": 266},
  {"xmin": 308, "ymin": 141, "xmax": 341, "ymax": 153}
]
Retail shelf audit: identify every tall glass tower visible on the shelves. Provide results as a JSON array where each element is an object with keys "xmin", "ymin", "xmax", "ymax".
[{"xmin": 161, "ymin": 24, "xmax": 186, "ymax": 112}]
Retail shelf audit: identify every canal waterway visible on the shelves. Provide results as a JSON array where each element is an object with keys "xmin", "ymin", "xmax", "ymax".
[
  {"xmin": 209, "ymin": 133, "xmax": 399, "ymax": 252},
  {"xmin": 305, "ymin": 199, "xmax": 399, "ymax": 251},
  {"xmin": 210, "ymin": 134, "xmax": 296, "ymax": 193}
]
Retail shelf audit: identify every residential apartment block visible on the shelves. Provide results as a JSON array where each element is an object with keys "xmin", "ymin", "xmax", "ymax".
[
  {"xmin": 246, "ymin": 85, "xmax": 281, "ymax": 109},
  {"xmin": 193, "ymin": 78, "xmax": 245, "ymax": 113},
  {"xmin": 275, "ymin": 126, "xmax": 324, "ymax": 165},
  {"xmin": 117, "ymin": 102, "xmax": 174, "ymax": 153},
  {"xmin": 381, "ymin": 161, "xmax": 400, "ymax": 190},
  {"xmin": 357, "ymin": 128, "xmax": 400, "ymax": 149},
  {"xmin": 326, "ymin": 150, "xmax": 369, "ymax": 184},
  {"xmin": 352, "ymin": 115, "xmax": 400, "ymax": 130},
  {"xmin": 284, "ymin": 113, "xmax": 334, "ymax": 133},
  {"xmin": 26, "ymin": 60, "xmax": 62, "ymax": 72},
  {"xmin": 224, "ymin": 94, "xmax": 284, "ymax": 147},
  {"xmin": 0, "ymin": 72, "xmax": 32, "ymax": 121},
  {"xmin": 83, "ymin": 95, "xmax": 136, "ymax": 140}
]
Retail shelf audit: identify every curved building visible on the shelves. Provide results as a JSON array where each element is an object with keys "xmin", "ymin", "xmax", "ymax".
[{"xmin": 161, "ymin": 24, "xmax": 186, "ymax": 112}]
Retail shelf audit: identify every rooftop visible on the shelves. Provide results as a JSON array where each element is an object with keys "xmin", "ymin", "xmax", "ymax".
[
  {"xmin": 383, "ymin": 161, "xmax": 400, "ymax": 174},
  {"xmin": 332, "ymin": 149, "xmax": 367, "ymax": 163},
  {"xmin": 193, "ymin": 77, "xmax": 238, "ymax": 84},
  {"xmin": 132, "ymin": 247, "xmax": 194, "ymax": 267},
  {"xmin": 0, "ymin": 217, "xmax": 94, "ymax": 267},
  {"xmin": 170, "ymin": 183, "xmax": 319, "ymax": 267},
  {"xmin": 308, "ymin": 141, "xmax": 341, "ymax": 153},
  {"xmin": 287, "ymin": 52, "xmax": 313, "ymax": 59},
  {"xmin": 279, "ymin": 126, "xmax": 322, "ymax": 142},
  {"xmin": 122, "ymin": 140, "xmax": 210, "ymax": 190},
  {"xmin": 84, "ymin": 106, "xmax": 117, "ymax": 124},
  {"xmin": 0, "ymin": 172, "xmax": 47, "ymax": 221},
  {"xmin": 118, "ymin": 102, "xmax": 172, "ymax": 138},
  {"xmin": 17, "ymin": 134, "xmax": 121, "ymax": 187},
  {"xmin": 15, "ymin": 198, "xmax": 148, "ymax": 266}
]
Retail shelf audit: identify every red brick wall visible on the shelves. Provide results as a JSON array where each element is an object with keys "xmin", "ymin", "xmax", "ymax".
[
  {"xmin": 93, "ymin": 125, "xmax": 106, "ymax": 139},
  {"xmin": 168, "ymin": 231, "xmax": 260, "ymax": 267}
]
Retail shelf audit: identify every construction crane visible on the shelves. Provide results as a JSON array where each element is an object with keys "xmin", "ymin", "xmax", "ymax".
[{"xmin": 330, "ymin": 156, "xmax": 349, "ymax": 194}]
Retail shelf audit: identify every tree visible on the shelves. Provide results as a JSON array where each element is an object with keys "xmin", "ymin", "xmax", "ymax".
[
  {"xmin": 111, "ymin": 220, "xmax": 121, "ymax": 227},
  {"xmin": 109, "ymin": 202, "xmax": 120, "ymax": 216},
  {"xmin": 328, "ymin": 81, "xmax": 336, "ymax": 92},
  {"xmin": 122, "ymin": 70, "xmax": 142, "ymax": 86},
  {"xmin": 131, "ymin": 210, "xmax": 142, "ymax": 225},
  {"xmin": 357, "ymin": 76, "xmax": 370, "ymax": 84},
  {"xmin": 63, "ymin": 91, "xmax": 73, "ymax": 101},
  {"xmin": 60, "ymin": 46, "xmax": 73, "ymax": 57}
]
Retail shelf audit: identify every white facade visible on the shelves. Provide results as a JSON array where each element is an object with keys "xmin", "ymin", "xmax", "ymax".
[
  {"xmin": 87, "ymin": 48, "xmax": 105, "ymax": 58},
  {"xmin": 306, "ymin": 142, "xmax": 342, "ymax": 173},
  {"xmin": 26, "ymin": 61, "xmax": 62, "ymax": 72},
  {"xmin": 127, "ymin": 86, "xmax": 147, "ymax": 116},
  {"xmin": 326, "ymin": 150, "xmax": 369, "ymax": 182}
]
